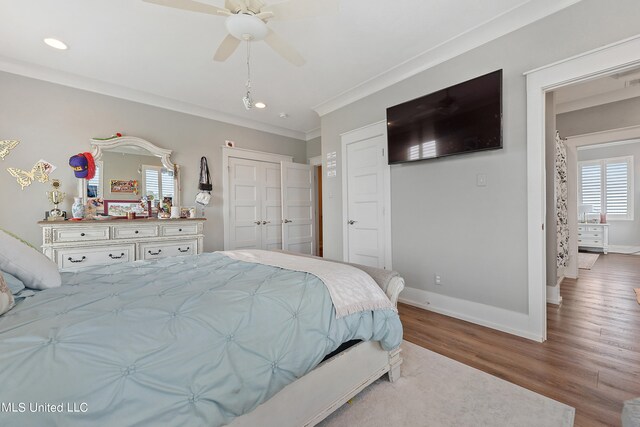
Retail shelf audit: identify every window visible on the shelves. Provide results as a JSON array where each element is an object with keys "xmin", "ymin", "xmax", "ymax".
[
  {"xmin": 408, "ymin": 140, "xmax": 437, "ymax": 161},
  {"xmin": 578, "ymin": 156, "xmax": 633, "ymax": 220},
  {"xmin": 142, "ymin": 165, "xmax": 174, "ymax": 202},
  {"xmin": 87, "ymin": 161, "xmax": 103, "ymax": 198}
]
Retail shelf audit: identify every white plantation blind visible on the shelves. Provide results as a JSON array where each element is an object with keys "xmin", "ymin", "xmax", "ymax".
[
  {"xmin": 143, "ymin": 165, "xmax": 175, "ymax": 201},
  {"xmin": 579, "ymin": 162, "xmax": 602, "ymax": 213},
  {"xmin": 579, "ymin": 156, "xmax": 633, "ymax": 220},
  {"xmin": 87, "ymin": 162, "xmax": 103, "ymax": 198},
  {"xmin": 144, "ymin": 167, "xmax": 160, "ymax": 200},
  {"xmin": 606, "ymin": 160, "xmax": 629, "ymax": 215},
  {"xmin": 161, "ymin": 170, "xmax": 174, "ymax": 198}
]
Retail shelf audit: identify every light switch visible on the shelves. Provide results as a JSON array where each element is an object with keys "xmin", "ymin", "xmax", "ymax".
[{"xmin": 476, "ymin": 173, "xmax": 487, "ymax": 187}]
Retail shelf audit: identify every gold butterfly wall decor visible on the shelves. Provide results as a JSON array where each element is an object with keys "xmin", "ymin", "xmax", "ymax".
[
  {"xmin": 7, "ymin": 162, "xmax": 50, "ymax": 190},
  {"xmin": 0, "ymin": 140, "xmax": 20, "ymax": 160}
]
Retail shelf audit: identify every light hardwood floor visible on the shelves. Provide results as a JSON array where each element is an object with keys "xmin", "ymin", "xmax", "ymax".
[{"xmin": 399, "ymin": 253, "xmax": 640, "ymax": 427}]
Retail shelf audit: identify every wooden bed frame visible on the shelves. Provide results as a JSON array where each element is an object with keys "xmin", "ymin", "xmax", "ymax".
[{"xmin": 231, "ymin": 276, "xmax": 405, "ymax": 427}]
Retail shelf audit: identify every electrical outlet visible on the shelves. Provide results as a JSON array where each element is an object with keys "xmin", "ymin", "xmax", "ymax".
[{"xmin": 435, "ymin": 274, "xmax": 442, "ymax": 285}]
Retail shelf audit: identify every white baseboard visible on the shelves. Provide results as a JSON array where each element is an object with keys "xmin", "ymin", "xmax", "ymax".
[
  {"xmin": 547, "ymin": 285, "xmax": 562, "ymax": 305},
  {"xmin": 608, "ymin": 245, "xmax": 640, "ymax": 255},
  {"xmin": 398, "ymin": 286, "xmax": 543, "ymax": 342}
]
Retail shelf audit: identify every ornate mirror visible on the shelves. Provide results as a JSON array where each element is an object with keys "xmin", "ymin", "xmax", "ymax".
[{"xmin": 78, "ymin": 136, "xmax": 180, "ymax": 212}]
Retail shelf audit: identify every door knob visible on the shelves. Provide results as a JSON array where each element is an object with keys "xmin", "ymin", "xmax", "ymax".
[
  {"xmin": 262, "ymin": 220, "xmax": 271, "ymax": 225},
  {"xmin": 283, "ymin": 219, "xmax": 293, "ymax": 223},
  {"xmin": 348, "ymin": 220, "xmax": 357, "ymax": 225},
  {"xmin": 254, "ymin": 221, "xmax": 262, "ymax": 225}
]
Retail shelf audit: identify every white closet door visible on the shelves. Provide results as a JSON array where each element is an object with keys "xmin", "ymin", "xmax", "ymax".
[
  {"xmin": 260, "ymin": 162, "xmax": 283, "ymax": 250},
  {"xmin": 281, "ymin": 162, "xmax": 315, "ymax": 255},
  {"xmin": 345, "ymin": 134, "xmax": 387, "ymax": 268},
  {"xmin": 229, "ymin": 158, "xmax": 262, "ymax": 249}
]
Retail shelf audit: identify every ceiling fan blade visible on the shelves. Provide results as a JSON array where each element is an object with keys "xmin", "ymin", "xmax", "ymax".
[
  {"xmin": 261, "ymin": 0, "xmax": 338, "ymax": 20},
  {"xmin": 264, "ymin": 29, "xmax": 305, "ymax": 66},
  {"xmin": 245, "ymin": 0, "xmax": 265, "ymax": 14},
  {"xmin": 214, "ymin": 34, "xmax": 242, "ymax": 62},
  {"xmin": 225, "ymin": 0, "xmax": 244, "ymax": 13},
  {"xmin": 143, "ymin": 0, "xmax": 230, "ymax": 16}
]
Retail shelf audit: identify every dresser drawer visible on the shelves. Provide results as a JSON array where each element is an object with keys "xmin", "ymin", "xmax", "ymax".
[
  {"xmin": 160, "ymin": 224, "xmax": 199, "ymax": 237},
  {"xmin": 53, "ymin": 226, "xmax": 110, "ymax": 243},
  {"xmin": 56, "ymin": 245, "xmax": 135, "ymax": 270},
  {"xmin": 113, "ymin": 225, "xmax": 158, "ymax": 239},
  {"xmin": 139, "ymin": 240, "xmax": 198, "ymax": 260},
  {"xmin": 578, "ymin": 231, "xmax": 602, "ymax": 238},
  {"xmin": 578, "ymin": 238, "xmax": 602, "ymax": 246}
]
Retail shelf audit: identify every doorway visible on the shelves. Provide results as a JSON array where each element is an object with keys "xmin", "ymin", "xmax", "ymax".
[
  {"xmin": 340, "ymin": 121, "xmax": 392, "ymax": 270},
  {"xmin": 315, "ymin": 164, "xmax": 324, "ymax": 257},
  {"xmin": 526, "ymin": 35, "xmax": 640, "ymax": 341}
]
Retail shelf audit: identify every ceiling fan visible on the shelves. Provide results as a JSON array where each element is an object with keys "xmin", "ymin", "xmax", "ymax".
[{"xmin": 143, "ymin": 0, "xmax": 339, "ymax": 66}]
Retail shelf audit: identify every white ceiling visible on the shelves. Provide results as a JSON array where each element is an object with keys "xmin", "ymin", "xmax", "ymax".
[{"xmin": 0, "ymin": 0, "xmax": 580, "ymax": 140}]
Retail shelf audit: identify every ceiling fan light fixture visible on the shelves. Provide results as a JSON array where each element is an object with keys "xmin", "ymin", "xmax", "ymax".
[
  {"xmin": 254, "ymin": 102, "xmax": 266, "ymax": 109},
  {"xmin": 43, "ymin": 38, "xmax": 68, "ymax": 50},
  {"xmin": 242, "ymin": 94, "xmax": 253, "ymax": 110},
  {"xmin": 225, "ymin": 14, "xmax": 268, "ymax": 41}
]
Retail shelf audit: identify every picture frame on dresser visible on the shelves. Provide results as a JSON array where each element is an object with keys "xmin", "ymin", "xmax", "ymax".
[{"xmin": 104, "ymin": 199, "xmax": 151, "ymax": 218}]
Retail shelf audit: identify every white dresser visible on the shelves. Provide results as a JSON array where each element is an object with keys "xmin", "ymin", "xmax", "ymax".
[
  {"xmin": 577, "ymin": 223, "xmax": 609, "ymax": 254},
  {"xmin": 39, "ymin": 218, "xmax": 205, "ymax": 270}
]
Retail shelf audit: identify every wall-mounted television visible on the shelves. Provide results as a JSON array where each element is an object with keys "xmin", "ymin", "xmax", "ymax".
[{"xmin": 386, "ymin": 70, "xmax": 502, "ymax": 165}]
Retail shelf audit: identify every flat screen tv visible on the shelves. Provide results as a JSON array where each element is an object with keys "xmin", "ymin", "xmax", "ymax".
[{"xmin": 386, "ymin": 70, "xmax": 502, "ymax": 165}]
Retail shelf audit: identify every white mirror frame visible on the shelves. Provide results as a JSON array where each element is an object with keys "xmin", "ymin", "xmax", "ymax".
[{"xmin": 78, "ymin": 136, "xmax": 180, "ymax": 207}]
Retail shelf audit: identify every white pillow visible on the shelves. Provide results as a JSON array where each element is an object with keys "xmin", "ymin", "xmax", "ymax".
[
  {"xmin": 0, "ymin": 229, "xmax": 61, "ymax": 290},
  {"xmin": 0, "ymin": 272, "xmax": 16, "ymax": 315}
]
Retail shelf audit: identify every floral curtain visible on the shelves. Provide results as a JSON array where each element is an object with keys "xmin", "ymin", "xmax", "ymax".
[{"xmin": 556, "ymin": 131, "xmax": 569, "ymax": 268}]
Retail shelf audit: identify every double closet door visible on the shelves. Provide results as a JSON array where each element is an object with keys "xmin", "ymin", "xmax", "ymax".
[{"xmin": 228, "ymin": 157, "xmax": 314, "ymax": 254}]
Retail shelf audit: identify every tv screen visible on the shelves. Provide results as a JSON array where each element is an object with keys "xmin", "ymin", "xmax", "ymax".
[{"xmin": 386, "ymin": 70, "xmax": 502, "ymax": 165}]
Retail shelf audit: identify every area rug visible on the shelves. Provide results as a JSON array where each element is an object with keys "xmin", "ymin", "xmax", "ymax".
[
  {"xmin": 319, "ymin": 341, "xmax": 575, "ymax": 427},
  {"xmin": 578, "ymin": 252, "xmax": 599, "ymax": 270}
]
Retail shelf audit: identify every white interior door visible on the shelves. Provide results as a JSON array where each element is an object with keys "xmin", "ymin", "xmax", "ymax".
[
  {"xmin": 261, "ymin": 163, "xmax": 283, "ymax": 250},
  {"xmin": 281, "ymin": 162, "xmax": 315, "ymax": 255},
  {"xmin": 229, "ymin": 158, "xmax": 262, "ymax": 249},
  {"xmin": 344, "ymin": 125, "xmax": 389, "ymax": 269}
]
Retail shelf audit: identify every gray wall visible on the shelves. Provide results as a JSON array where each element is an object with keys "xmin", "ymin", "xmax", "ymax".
[
  {"xmin": 320, "ymin": 0, "xmax": 640, "ymax": 314},
  {"xmin": 557, "ymin": 96, "xmax": 640, "ymax": 137},
  {"xmin": 306, "ymin": 137, "xmax": 321, "ymax": 160},
  {"xmin": 0, "ymin": 71, "xmax": 307, "ymax": 250},
  {"xmin": 577, "ymin": 142, "xmax": 640, "ymax": 247}
]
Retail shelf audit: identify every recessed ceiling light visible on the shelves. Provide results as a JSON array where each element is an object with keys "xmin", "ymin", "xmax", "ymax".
[
  {"xmin": 44, "ymin": 38, "xmax": 68, "ymax": 50},
  {"xmin": 279, "ymin": 113, "xmax": 289, "ymax": 119},
  {"xmin": 255, "ymin": 102, "xmax": 267, "ymax": 109}
]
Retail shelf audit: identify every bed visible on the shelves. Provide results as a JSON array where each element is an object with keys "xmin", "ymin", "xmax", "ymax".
[{"xmin": 0, "ymin": 250, "xmax": 403, "ymax": 426}]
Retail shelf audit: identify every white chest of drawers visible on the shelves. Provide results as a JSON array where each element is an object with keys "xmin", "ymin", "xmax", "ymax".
[
  {"xmin": 577, "ymin": 223, "xmax": 609, "ymax": 254},
  {"xmin": 39, "ymin": 218, "xmax": 205, "ymax": 270}
]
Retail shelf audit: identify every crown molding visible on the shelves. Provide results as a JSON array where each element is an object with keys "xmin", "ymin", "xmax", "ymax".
[
  {"xmin": 304, "ymin": 128, "xmax": 321, "ymax": 141},
  {"xmin": 313, "ymin": 0, "xmax": 582, "ymax": 117},
  {"xmin": 0, "ymin": 56, "xmax": 307, "ymax": 141},
  {"xmin": 556, "ymin": 87, "xmax": 640, "ymax": 114}
]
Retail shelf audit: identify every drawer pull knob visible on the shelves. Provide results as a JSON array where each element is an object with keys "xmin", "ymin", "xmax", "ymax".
[
  {"xmin": 135, "ymin": 230, "xmax": 139, "ymax": 234},
  {"xmin": 109, "ymin": 253, "xmax": 126, "ymax": 260},
  {"xmin": 68, "ymin": 256, "xmax": 86, "ymax": 263},
  {"xmin": 148, "ymin": 250, "xmax": 162, "ymax": 256},
  {"xmin": 179, "ymin": 228, "xmax": 183, "ymax": 232},
  {"xmin": 80, "ymin": 233, "xmax": 86, "ymax": 237},
  {"xmin": 178, "ymin": 247, "xmax": 190, "ymax": 253}
]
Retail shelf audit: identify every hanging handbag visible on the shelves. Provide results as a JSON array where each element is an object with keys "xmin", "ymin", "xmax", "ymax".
[{"xmin": 196, "ymin": 156, "xmax": 212, "ymax": 206}]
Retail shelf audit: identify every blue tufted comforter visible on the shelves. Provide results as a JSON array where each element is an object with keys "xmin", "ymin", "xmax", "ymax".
[{"xmin": 0, "ymin": 252, "xmax": 402, "ymax": 426}]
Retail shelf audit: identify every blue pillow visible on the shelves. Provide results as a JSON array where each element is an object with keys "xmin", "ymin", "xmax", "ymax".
[{"xmin": 1, "ymin": 271, "xmax": 25, "ymax": 295}]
